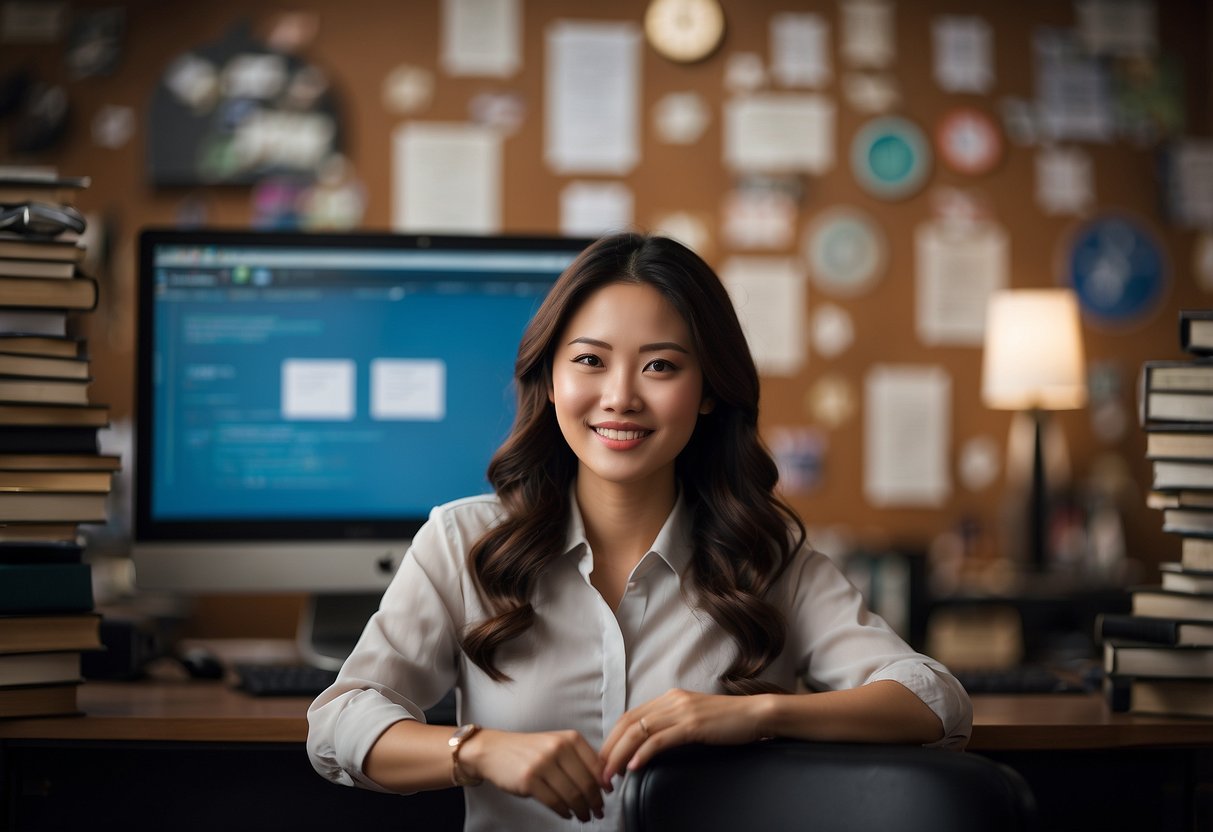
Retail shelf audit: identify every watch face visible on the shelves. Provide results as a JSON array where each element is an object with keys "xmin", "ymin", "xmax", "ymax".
[{"xmin": 645, "ymin": 0, "xmax": 725, "ymax": 63}]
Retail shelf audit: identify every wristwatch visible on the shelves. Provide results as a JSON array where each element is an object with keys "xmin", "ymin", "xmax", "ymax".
[{"xmin": 449, "ymin": 723, "xmax": 483, "ymax": 787}]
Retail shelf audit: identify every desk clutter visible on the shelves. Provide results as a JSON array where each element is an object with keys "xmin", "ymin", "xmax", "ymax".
[
  {"xmin": 1098, "ymin": 308, "xmax": 1213, "ymax": 719},
  {"xmin": 0, "ymin": 169, "xmax": 116, "ymax": 719}
]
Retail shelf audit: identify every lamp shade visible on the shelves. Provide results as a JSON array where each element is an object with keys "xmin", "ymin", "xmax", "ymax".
[{"xmin": 981, "ymin": 288, "xmax": 1087, "ymax": 411}]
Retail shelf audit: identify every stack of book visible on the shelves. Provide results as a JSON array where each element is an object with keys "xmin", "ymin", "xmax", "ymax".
[
  {"xmin": 0, "ymin": 169, "xmax": 114, "ymax": 718},
  {"xmin": 1099, "ymin": 308, "xmax": 1213, "ymax": 718}
]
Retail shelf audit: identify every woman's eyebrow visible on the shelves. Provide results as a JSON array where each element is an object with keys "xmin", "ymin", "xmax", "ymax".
[{"xmin": 566, "ymin": 337, "xmax": 689, "ymax": 354}]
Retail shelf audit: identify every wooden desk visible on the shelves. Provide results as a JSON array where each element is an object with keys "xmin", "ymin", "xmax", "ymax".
[
  {"xmin": 1, "ymin": 682, "xmax": 1210, "ymax": 749},
  {"xmin": 2, "ymin": 683, "xmax": 1211, "ymax": 831}
]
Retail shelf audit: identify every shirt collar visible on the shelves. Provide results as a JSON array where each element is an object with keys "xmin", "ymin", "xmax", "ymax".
[{"xmin": 562, "ymin": 485, "xmax": 694, "ymax": 579}]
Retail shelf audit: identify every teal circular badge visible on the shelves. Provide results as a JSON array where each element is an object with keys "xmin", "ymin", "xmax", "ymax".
[{"xmin": 851, "ymin": 116, "xmax": 931, "ymax": 200}]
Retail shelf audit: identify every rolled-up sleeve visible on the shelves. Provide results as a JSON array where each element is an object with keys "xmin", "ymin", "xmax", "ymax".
[
  {"xmin": 785, "ymin": 548, "xmax": 973, "ymax": 750},
  {"xmin": 306, "ymin": 505, "xmax": 467, "ymax": 790}
]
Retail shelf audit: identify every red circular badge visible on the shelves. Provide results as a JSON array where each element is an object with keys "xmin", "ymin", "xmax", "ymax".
[{"xmin": 936, "ymin": 108, "xmax": 1003, "ymax": 176}]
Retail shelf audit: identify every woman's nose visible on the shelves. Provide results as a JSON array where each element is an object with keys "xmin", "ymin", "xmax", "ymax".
[{"xmin": 600, "ymin": 369, "xmax": 641, "ymax": 412}]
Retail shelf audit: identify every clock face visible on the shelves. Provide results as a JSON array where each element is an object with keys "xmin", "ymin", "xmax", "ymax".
[{"xmin": 644, "ymin": 0, "xmax": 726, "ymax": 63}]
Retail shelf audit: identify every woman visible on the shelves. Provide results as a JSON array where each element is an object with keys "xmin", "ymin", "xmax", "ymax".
[{"xmin": 307, "ymin": 232, "xmax": 972, "ymax": 830}]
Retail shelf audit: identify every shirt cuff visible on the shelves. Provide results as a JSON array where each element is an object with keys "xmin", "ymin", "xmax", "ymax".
[
  {"xmin": 869, "ymin": 663, "xmax": 973, "ymax": 750},
  {"xmin": 333, "ymin": 688, "xmax": 423, "ymax": 791}
]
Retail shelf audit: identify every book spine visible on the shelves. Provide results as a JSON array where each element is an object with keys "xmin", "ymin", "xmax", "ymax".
[
  {"xmin": 1180, "ymin": 309, "xmax": 1213, "ymax": 357},
  {"xmin": 0, "ymin": 563, "xmax": 93, "ymax": 613},
  {"xmin": 1096, "ymin": 613, "xmax": 1180, "ymax": 646}
]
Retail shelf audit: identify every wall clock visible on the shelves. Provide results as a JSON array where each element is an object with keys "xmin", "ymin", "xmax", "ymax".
[{"xmin": 644, "ymin": 0, "xmax": 726, "ymax": 63}]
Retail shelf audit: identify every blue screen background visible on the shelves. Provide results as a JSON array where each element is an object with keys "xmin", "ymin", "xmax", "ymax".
[{"xmin": 151, "ymin": 255, "xmax": 557, "ymax": 521}]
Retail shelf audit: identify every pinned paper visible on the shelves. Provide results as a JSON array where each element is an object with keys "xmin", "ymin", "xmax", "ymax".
[
  {"xmin": 840, "ymin": 0, "xmax": 894, "ymax": 68},
  {"xmin": 653, "ymin": 92, "xmax": 710, "ymax": 145},
  {"xmin": 545, "ymin": 21, "xmax": 640, "ymax": 174},
  {"xmin": 724, "ymin": 94, "xmax": 834, "ymax": 174},
  {"xmin": 1075, "ymin": 0, "xmax": 1156, "ymax": 57},
  {"xmin": 770, "ymin": 13, "xmax": 830, "ymax": 88},
  {"xmin": 932, "ymin": 16, "xmax": 993, "ymax": 93},
  {"xmin": 841, "ymin": 72, "xmax": 899, "ymax": 113},
  {"xmin": 442, "ymin": 0, "xmax": 521, "ymax": 77},
  {"xmin": 1035, "ymin": 146, "xmax": 1093, "ymax": 215},
  {"xmin": 165, "ymin": 53, "xmax": 220, "ymax": 112},
  {"xmin": 724, "ymin": 52, "xmax": 767, "ymax": 93},
  {"xmin": 382, "ymin": 64, "xmax": 434, "ymax": 114},
  {"xmin": 810, "ymin": 303, "xmax": 854, "ymax": 358},
  {"xmin": 0, "ymin": 1, "xmax": 67, "ymax": 43},
  {"xmin": 719, "ymin": 257, "xmax": 807, "ymax": 377},
  {"xmin": 806, "ymin": 374, "xmax": 856, "ymax": 429},
  {"xmin": 1034, "ymin": 29, "xmax": 1114, "ymax": 142},
  {"xmin": 864, "ymin": 365, "xmax": 950, "ymax": 507},
  {"xmin": 470, "ymin": 91, "xmax": 526, "ymax": 135},
  {"xmin": 560, "ymin": 181, "xmax": 633, "ymax": 237},
  {"xmin": 915, "ymin": 219, "xmax": 1008, "ymax": 346},
  {"xmin": 651, "ymin": 211, "xmax": 712, "ymax": 258},
  {"xmin": 392, "ymin": 122, "xmax": 501, "ymax": 233},
  {"xmin": 1164, "ymin": 140, "xmax": 1213, "ymax": 230},
  {"xmin": 721, "ymin": 188, "xmax": 797, "ymax": 250}
]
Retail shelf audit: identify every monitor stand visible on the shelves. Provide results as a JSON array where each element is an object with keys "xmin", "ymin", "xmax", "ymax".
[{"xmin": 297, "ymin": 593, "xmax": 383, "ymax": 670}]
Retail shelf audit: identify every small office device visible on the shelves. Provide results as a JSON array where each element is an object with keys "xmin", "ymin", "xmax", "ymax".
[{"xmin": 133, "ymin": 228, "xmax": 591, "ymax": 668}]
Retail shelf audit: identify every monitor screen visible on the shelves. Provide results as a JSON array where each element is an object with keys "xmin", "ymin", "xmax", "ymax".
[{"xmin": 132, "ymin": 229, "xmax": 589, "ymax": 608}]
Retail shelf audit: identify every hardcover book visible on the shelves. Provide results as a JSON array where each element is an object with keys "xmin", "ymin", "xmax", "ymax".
[
  {"xmin": 0, "ymin": 681, "xmax": 80, "ymax": 718},
  {"xmin": 0, "ymin": 562, "xmax": 93, "ymax": 613},
  {"xmin": 0, "ymin": 273, "xmax": 97, "ymax": 310},
  {"xmin": 0, "ymin": 613, "xmax": 101, "ymax": 654},
  {"xmin": 1104, "ymin": 640, "xmax": 1213, "ymax": 678},
  {"xmin": 1179, "ymin": 309, "xmax": 1213, "ymax": 357},
  {"xmin": 1095, "ymin": 612, "xmax": 1213, "ymax": 647}
]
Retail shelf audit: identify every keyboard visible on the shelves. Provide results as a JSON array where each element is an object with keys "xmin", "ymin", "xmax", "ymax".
[
  {"xmin": 235, "ymin": 664, "xmax": 338, "ymax": 697},
  {"xmin": 953, "ymin": 665, "xmax": 1085, "ymax": 695},
  {"xmin": 233, "ymin": 664, "xmax": 460, "ymax": 723}
]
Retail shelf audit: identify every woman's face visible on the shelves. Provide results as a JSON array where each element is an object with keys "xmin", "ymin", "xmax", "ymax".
[{"xmin": 549, "ymin": 281, "xmax": 710, "ymax": 496}]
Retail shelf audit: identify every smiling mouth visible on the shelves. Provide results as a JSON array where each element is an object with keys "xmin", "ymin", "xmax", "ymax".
[{"xmin": 593, "ymin": 427, "xmax": 652, "ymax": 441}]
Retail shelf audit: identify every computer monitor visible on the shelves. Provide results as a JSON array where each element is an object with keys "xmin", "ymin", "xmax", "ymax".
[{"xmin": 132, "ymin": 228, "xmax": 591, "ymax": 667}]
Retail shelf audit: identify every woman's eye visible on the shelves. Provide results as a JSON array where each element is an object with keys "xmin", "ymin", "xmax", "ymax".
[
  {"xmin": 647, "ymin": 359, "xmax": 677, "ymax": 373},
  {"xmin": 573, "ymin": 354, "xmax": 601, "ymax": 367}
]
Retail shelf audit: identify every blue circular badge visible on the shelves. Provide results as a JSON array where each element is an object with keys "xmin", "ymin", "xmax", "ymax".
[
  {"xmin": 851, "ymin": 116, "xmax": 931, "ymax": 200},
  {"xmin": 1064, "ymin": 215, "xmax": 1168, "ymax": 327}
]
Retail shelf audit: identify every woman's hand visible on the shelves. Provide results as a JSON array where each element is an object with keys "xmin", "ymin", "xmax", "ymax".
[
  {"xmin": 461, "ymin": 728, "xmax": 606, "ymax": 822},
  {"xmin": 599, "ymin": 689, "xmax": 773, "ymax": 785}
]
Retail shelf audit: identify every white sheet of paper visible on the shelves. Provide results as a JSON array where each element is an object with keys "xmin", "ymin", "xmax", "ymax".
[
  {"xmin": 1168, "ymin": 140, "xmax": 1213, "ymax": 230},
  {"xmin": 1034, "ymin": 29, "xmax": 1114, "ymax": 142},
  {"xmin": 840, "ymin": 0, "xmax": 894, "ymax": 68},
  {"xmin": 392, "ymin": 122, "xmax": 501, "ymax": 233},
  {"xmin": 719, "ymin": 257, "xmax": 807, "ymax": 377},
  {"xmin": 441, "ymin": 0, "xmax": 521, "ymax": 77},
  {"xmin": 545, "ymin": 21, "xmax": 640, "ymax": 174},
  {"xmin": 842, "ymin": 72, "xmax": 899, "ymax": 113},
  {"xmin": 915, "ymin": 220, "xmax": 1008, "ymax": 346},
  {"xmin": 771, "ymin": 13, "xmax": 830, "ymax": 87},
  {"xmin": 1075, "ymin": 0, "xmax": 1156, "ymax": 57},
  {"xmin": 932, "ymin": 16, "xmax": 993, "ymax": 93},
  {"xmin": 560, "ymin": 181, "xmax": 633, "ymax": 237},
  {"xmin": 722, "ymin": 189, "xmax": 797, "ymax": 250},
  {"xmin": 1035, "ymin": 146, "xmax": 1094, "ymax": 215},
  {"xmin": 724, "ymin": 52, "xmax": 767, "ymax": 92},
  {"xmin": 724, "ymin": 94, "xmax": 834, "ymax": 174},
  {"xmin": 864, "ymin": 365, "xmax": 951, "ymax": 507}
]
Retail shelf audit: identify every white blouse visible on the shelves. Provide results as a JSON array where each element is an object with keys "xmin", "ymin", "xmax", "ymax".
[{"xmin": 307, "ymin": 493, "xmax": 973, "ymax": 832}]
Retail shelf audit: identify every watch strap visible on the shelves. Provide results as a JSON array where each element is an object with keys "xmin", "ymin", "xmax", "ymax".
[{"xmin": 449, "ymin": 723, "xmax": 483, "ymax": 787}]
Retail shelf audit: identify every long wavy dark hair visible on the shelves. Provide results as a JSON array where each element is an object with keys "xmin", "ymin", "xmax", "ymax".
[{"xmin": 460, "ymin": 232, "xmax": 806, "ymax": 695}]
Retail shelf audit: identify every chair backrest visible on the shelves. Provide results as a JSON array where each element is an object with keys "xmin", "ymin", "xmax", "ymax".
[{"xmin": 621, "ymin": 740, "xmax": 1037, "ymax": 832}]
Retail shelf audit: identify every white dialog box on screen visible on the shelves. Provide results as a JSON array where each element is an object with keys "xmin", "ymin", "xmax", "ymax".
[
  {"xmin": 371, "ymin": 358, "xmax": 446, "ymax": 421},
  {"xmin": 281, "ymin": 359, "xmax": 356, "ymax": 420}
]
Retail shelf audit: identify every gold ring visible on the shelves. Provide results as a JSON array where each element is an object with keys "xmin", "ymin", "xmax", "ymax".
[{"xmin": 638, "ymin": 717, "xmax": 651, "ymax": 738}]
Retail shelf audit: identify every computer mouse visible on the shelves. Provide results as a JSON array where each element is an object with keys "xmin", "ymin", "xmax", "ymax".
[{"xmin": 179, "ymin": 647, "xmax": 225, "ymax": 680}]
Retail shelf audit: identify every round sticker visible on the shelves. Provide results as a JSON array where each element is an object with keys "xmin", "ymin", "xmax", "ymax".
[
  {"xmin": 935, "ymin": 107, "xmax": 1003, "ymax": 176},
  {"xmin": 1063, "ymin": 214, "xmax": 1169, "ymax": 328},
  {"xmin": 804, "ymin": 206, "xmax": 887, "ymax": 296},
  {"xmin": 850, "ymin": 116, "xmax": 931, "ymax": 200}
]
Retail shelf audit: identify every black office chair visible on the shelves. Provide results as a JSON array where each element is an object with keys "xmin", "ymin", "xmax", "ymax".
[{"xmin": 621, "ymin": 740, "xmax": 1038, "ymax": 832}]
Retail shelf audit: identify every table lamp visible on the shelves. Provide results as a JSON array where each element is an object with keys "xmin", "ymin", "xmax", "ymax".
[{"xmin": 981, "ymin": 289, "xmax": 1087, "ymax": 571}]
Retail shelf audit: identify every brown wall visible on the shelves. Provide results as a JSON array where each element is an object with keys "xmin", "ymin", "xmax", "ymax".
[{"xmin": 2, "ymin": 1, "xmax": 1210, "ymax": 624}]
